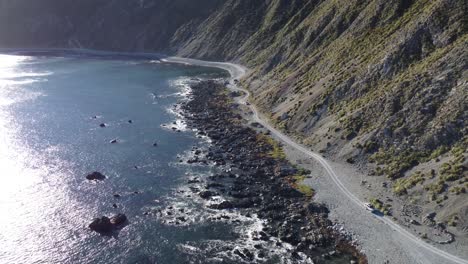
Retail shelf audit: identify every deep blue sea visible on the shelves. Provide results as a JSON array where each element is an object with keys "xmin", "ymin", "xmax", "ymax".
[
  {"xmin": 0, "ymin": 53, "xmax": 269, "ymax": 264},
  {"xmin": 0, "ymin": 52, "xmax": 348, "ymax": 264}
]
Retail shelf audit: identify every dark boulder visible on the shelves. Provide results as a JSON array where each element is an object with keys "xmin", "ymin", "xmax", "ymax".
[
  {"xmin": 232, "ymin": 198, "xmax": 257, "ymax": 208},
  {"xmin": 307, "ymin": 203, "xmax": 330, "ymax": 215},
  {"xmin": 234, "ymin": 248, "xmax": 254, "ymax": 261},
  {"xmin": 206, "ymin": 182, "xmax": 224, "ymax": 189},
  {"xmin": 187, "ymin": 178, "xmax": 201, "ymax": 184},
  {"xmin": 278, "ymin": 186, "xmax": 303, "ymax": 198},
  {"xmin": 89, "ymin": 217, "xmax": 113, "ymax": 233},
  {"xmin": 199, "ymin": 191, "xmax": 216, "ymax": 199},
  {"xmin": 86, "ymin": 172, "xmax": 106, "ymax": 181},
  {"xmin": 110, "ymin": 213, "xmax": 127, "ymax": 226},
  {"xmin": 209, "ymin": 200, "xmax": 233, "ymax": 210}
]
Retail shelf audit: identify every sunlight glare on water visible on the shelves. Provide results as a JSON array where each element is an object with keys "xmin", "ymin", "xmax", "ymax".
[
  {"xmin": 0, "ymin": 53, "xmax": 293, "ymax": 264},
  {"xmin": 0, "ymin": 54, "xmax": 73, "ymax": 263}
]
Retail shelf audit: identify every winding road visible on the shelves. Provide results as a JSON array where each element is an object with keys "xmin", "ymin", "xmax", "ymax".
[{"xmin": 163, "ymin": 57, "xmax": 468, "ymax": 264}]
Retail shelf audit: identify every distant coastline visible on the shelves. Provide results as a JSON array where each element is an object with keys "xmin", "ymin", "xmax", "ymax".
[{"xmin": 0, "ymin": 48, "xmax": 163, "ymax": 60}]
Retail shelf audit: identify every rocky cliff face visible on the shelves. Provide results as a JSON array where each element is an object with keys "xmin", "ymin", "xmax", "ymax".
[{"xmin": 1, "ymin": 0, "xmax": 466, "ymax": 228}]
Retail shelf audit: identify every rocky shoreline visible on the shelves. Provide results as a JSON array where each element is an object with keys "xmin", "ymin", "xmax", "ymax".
[{"xmin": 174, "ymin": 80, "xmax": 367, "ymax": 263}]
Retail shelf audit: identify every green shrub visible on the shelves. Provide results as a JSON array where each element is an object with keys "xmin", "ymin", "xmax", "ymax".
[
  {"xmin": 393, "ymin": 171, "xmax": 426, "ymax": 195},
  {"xmin": 369, "ymin": 198, "xmax": 392, "ymax": 215},
  {"xmin": 448, "ymin": 215, "xmax": 459, "ymax": 227},
  {"xmin": 450, "ymin": 186, "xmax": 466, "ymax": 195},
  {"xmin": 369, "ymin": 148, "xmax": 428, "ymax": 179},
  {"xmin": 424, "ymin": 181, "xmax": 446, "ymax": 195},
  {"xmin": 429, "ymin": 146, "xmax": 449, "ymax": 160},
  {"xmin": 440, "ymin": 162, "xmax": 463, "ymax": 182},
  {"xmin": 292, "ymin": 175, "xmax": 315, "ymax": 197}
]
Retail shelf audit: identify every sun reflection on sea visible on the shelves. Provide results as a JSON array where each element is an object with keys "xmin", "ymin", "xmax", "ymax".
[{"xmin": 0, "ymin": 55, "xmax": 75, "ymax": 263}]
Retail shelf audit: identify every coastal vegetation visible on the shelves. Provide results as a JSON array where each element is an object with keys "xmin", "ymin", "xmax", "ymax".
[
  {"xmin": 369, "ymin": 198, "xmax": 392, "ymax": 216},
  {"xmin": 291, "ymin": 175, "xmax": 315, "ymax": 198}
]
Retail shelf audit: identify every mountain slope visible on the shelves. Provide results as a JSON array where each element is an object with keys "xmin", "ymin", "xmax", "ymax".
[{"xmin": 172, "ymin": 0, "xmax": 467, "ymax": 229}]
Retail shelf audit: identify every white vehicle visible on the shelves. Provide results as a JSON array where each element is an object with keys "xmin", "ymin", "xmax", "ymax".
[{"xmin": 364, "ymin": 203, "xmax": 375, "ymax": 211}]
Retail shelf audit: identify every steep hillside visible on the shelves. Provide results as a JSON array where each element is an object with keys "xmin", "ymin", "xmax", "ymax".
[
  {"xmin": 175, "ymin": 0, "xmax": 468, "ymax": 231},
  {"xmin": 0, "ymin": 0, "xmax": 466, "ymax": 234},
  {"xmin": 0, "ymin": 0, "xmax": 222, "ymax": 50}
]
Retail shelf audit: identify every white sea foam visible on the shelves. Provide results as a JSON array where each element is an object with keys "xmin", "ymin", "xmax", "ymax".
[
  {"xmin": 152, "ymin": 71, "xmax": 313, "ymax": 263},
  {"xmin": 169, "ymin": 77, "xmax": 195, "ymax": 97},
  {"xmin": 151, "ymin": 169, "xmax": 313, "ymax": 264},
  {"xmin": 159, "ymin": 76, "xmax": 199, "ymax": 132}
]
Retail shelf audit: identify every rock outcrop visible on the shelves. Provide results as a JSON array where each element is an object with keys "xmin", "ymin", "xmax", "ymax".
[
  {"xmin": 85, "ymin": 171, "xmax": 106, "ymax": 181},
  {"xmin": 89, "ymin": 214, "xmax": 128, "ymax": 234}
]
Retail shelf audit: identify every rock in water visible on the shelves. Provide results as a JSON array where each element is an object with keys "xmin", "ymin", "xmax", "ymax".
[
  {"xmin": 199, "ymin": 190, "xmax": 215, "ymax": 199},
  {"xmin": 89, "ymin": 217, "xmax": 113, "ymax": 233},
  {"xmin": 208, "ymin": 200, "xmax": 233, "ymax": 210},
  {"xmin": 86, "ymin": 172, "xmax": 106, "ymax": 181},
  {"xmin": 110, "ymin": 213, "xmax": 127, "ymax": 226}
]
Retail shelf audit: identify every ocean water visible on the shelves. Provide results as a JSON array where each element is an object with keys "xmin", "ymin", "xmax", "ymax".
[
  {"xmin": 0, "ymin": 53, "xmax": 266, "ymax": 264},
  {"xmin": 0, "ymin": 53, "xmax": 351, "ymax": 264}
]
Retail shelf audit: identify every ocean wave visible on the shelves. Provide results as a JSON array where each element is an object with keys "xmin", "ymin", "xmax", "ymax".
[
  {"xmin": 147, "ymin": 165, "xmax": 313, "ymax": 264},
  {"xmin": 169, "ymin": 77, "xmax": 196, "ymax": 97}
]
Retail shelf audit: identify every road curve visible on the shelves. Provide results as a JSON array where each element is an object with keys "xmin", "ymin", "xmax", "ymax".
[{"xmin": 163, "ymin": 56, "xmax": 468, "ymax": 264}]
